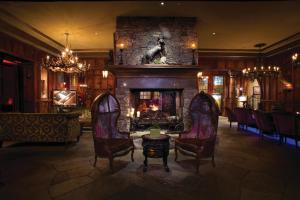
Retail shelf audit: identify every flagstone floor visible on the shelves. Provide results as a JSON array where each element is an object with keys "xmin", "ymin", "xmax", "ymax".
[{"xmin": 0, "ymin": 117, "xmax": 300, "ymax": 200}]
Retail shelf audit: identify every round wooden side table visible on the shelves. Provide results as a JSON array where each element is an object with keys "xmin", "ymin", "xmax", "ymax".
[{"xmin": 142, "ymin": 134, "xmax": 170, "ymax": 172}]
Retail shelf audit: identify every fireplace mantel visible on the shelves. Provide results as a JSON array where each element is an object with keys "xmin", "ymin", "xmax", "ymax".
[{"xmin": 108, "ymin": 64, "xmax": 203, "ymax": 78}]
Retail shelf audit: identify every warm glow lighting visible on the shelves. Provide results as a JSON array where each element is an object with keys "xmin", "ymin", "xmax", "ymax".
[
  {"xmin": 137, "ymin": 111, "xmax": 140, "ymax": 118},
  {"xmin": 42, "ymin": 33, "xmax": 89, "ymax": 73},
  {"xmin": 238, "ymin": 95, "xmax": 247, "ymax": 102},
  {"xmin": 120, "ymin": 43, "xmax": 124, "ymax": 49},
  {"xmin": 197, "ymin": 71, "xmax": 203, "ymax": 78},
  {"xmin": 191, "ymin": 43, "xmax": 196, "ymax": 49},
  {"xmin": 160, "ymin": 2, "xmax": 165, "ymax": 6},
  {"xmin": 79, "ymin": 84, "xmax": 88, "ymax": 88},
  {"xmin": 292, "ymin": 53, "xmax": 298, "ymax": 61},
  {"xmin": 102, "ymin": 70, "xmax": 108, "ymax": 78}
]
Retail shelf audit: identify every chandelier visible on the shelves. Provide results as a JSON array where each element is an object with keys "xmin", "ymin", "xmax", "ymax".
[
  {"xmin": 43, "ymin": 33, "xmax": 90, "ymax": 73},
  {"xmin": 242, "ymin": 43, "xmax": 280, "ymax": 79}
]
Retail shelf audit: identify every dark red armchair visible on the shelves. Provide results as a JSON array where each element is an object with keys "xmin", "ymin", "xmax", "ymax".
[
  {"xmin": 272, "ymin": 112, "xmax": 298, "ymax": 147},
  {"xmin": 253, "ymin": 110, "xmax": 276, "ymax": 139},
  {"xmin": 175, "ymin": 92, "xmax": 219, "ymax": 173},
  {"xmin": 91, "ymin": 92, "xmax": 134, "ymax": 170},
  {"xmin": 234, "ymin": 107, "xmax": 248, "ymax": 130}
]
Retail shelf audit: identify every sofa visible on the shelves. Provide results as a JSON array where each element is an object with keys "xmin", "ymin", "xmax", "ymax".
[{"xmin": 0, "ymin": 113, "xmax": 81, "ymax": 147}]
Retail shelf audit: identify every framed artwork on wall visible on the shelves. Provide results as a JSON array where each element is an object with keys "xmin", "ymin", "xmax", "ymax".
[{"xmin": 253, "ymin": 86, "xmax": 261, "ymax": 95}]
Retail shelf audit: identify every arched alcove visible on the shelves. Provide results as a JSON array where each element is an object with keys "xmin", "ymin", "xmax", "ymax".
[{"xmin": 246, "ymin": 79, "xmax": 261, "ymax": 109}]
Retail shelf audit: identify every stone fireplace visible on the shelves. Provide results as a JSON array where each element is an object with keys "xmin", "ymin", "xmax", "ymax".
[
  {"xmin": 110, "ymin": 16, "xmax": 200, "ymax": 131},
  {"xmin": 110, "ymin": 65, "xmax": 199, "ymax": 132}
]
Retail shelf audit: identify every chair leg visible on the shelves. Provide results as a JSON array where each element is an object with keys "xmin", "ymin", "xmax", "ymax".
[
  {"xmin": 174, "ymin": 146, "xmax": 178, "ymax": 161},
  {"xmin": 230, "ymin": 121, "xmax": 232, "ymax": 128},
  {"xmin": 131, "ymin": 149, "xmax": 134, "ymax": 162},
  {"xmin": 93, "ymin": 155, "xmax": 97, "ymax": 167},
  {"xmin": 212, "ymin": 155, "xmax": 216, "ymax": 168}
]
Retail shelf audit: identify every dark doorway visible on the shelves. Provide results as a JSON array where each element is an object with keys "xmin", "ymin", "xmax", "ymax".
[{"xmin": 0, "ymin": 53, "xmax": 35, "ymax": 112}]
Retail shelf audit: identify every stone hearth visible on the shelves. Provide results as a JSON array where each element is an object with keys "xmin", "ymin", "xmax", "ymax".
[{"xmin": 110, "ymin": 65, "xmax": 200, "ymax": 132}]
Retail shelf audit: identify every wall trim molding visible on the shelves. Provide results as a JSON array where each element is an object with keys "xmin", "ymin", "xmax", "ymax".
[{"xmin": 0, "ymin": 7, "xmax": 299, "ymax": 58}]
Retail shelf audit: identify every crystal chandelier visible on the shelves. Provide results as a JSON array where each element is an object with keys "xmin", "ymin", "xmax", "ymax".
[
  {"xmin": 43, "ymin": 33, "xmax": 90, "ymax": 73},
  {"xmin": 242, "ymin": 43, "xmax": 280, "ymax": 79}
]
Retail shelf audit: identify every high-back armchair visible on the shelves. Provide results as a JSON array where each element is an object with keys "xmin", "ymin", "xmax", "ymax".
[
  {"xmin": 175, "ymin": 92, "xmax": 219, "ymax": 173},
  {"xmin": 272, "ymin": 112, "xmax": 298, "ymax": 147},
  {"xmin": 253, "ymin": 110, "xmax": 275, "ymax": 138},
  {"xmin": 91, "ymin": 92, "xmax": 134, "ymax": 171}
]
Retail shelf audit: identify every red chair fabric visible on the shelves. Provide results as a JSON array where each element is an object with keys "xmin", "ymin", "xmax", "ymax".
[
  {"xmin": 272, "ymin": 112, "xmax": 298, "ymax": 147},
  {"xmin": 253, "ymin": 110, "xmax": 276, "ymax": 138},
  {"xmin": 175, "ymin": 91, "xmax": 219, "ymax": 173},
  {"xmin": 91, "ymin": 92, "xmax": 134, "ymax": 170}
]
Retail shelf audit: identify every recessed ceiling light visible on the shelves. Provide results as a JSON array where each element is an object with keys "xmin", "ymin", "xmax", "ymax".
[
  {"xmin": 160, "ymin": 2, "xmax": 165, "ymax": 6},
  {"xmin": 212, "ymin": 32, "xmax": 216, "ymax": 36}
]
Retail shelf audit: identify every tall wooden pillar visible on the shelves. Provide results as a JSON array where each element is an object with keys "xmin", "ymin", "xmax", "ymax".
[{"xmin": 228, "ymin": 71, "xmax": 238, "ymax": 109}]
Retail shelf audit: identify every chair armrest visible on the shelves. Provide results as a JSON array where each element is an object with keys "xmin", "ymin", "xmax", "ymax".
[{"xmin": 118, "ymin": 131, "xmax": 130, "ymax": 138}]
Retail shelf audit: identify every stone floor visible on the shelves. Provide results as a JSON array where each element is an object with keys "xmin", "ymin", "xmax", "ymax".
[{"xmin": 1, "ymin": 117, "xmax": 300, "ymax": 200}]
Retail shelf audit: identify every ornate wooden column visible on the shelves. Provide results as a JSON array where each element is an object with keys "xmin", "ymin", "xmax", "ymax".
[{"xmin": 228, "ymin": 70, "xmax": 238, "ymax": 109}]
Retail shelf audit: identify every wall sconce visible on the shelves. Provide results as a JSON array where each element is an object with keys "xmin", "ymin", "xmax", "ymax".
[
  {"xmin": 191, "ymin": 43, "xmax": 197, "ymax": 65},
  {"xmin": 119, "ymin": 43, "xmax": 125, "ymax": 65},
  {"xmin": 102, "ymin": 70, "xmax": 108, "ymax": 78},
  {"xmin": 292, "ymin": 53, "xmax": 298, "ymax": 61},
  {"xmin": 197, "ymin": 71, "xmax": 203, "ymax": 78}
]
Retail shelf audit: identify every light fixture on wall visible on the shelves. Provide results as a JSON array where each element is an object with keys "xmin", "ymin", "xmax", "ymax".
[
  {"xmin": 292, "ymin": 53, "xmax": 299, "ymax": 64},
  {"xmin": 102, "ymin": 70, "xmax": 108, "ymax": 79},
  {"xmin": 291, "ymin": 52, "xmax": 299, "ymax": 112},
  {"xmin": 42, "ymin": 33, "xmax": 90, "ymax": 73},
  {"xmin": 197, "ymin": 71, "xmax": 203, "ymax": 78},
  {"xmin": 191, "ymin": 43, "xmax": 197, "ymax": 65},
  {"xmin": 242, "ymin": 43, "xmax": 280, "ymax": 79},
  {"xmin": 119, "ymin": 43, "xmax": 124, "ymax": 65}
]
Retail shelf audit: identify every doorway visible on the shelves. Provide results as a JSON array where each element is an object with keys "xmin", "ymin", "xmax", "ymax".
[{"xmin": 0, "ymin": 53, "xmax": 35, "ymax": 112}]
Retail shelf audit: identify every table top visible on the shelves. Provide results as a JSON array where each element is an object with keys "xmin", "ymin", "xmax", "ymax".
[{"xmin": 142, "ymin": 134, "xmax": 170, "ymax": 141}]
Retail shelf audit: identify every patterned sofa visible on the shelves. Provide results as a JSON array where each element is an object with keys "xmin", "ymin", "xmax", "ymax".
[{"xmin": 0, "ymin": 113, "xmax": 81, "ymax": 146}]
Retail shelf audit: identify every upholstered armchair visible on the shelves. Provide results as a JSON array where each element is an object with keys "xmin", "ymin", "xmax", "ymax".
[
  {"xmin": 234, "ymin": 107, "xmax": 248, "ymax": 130},
  {"xmin": 225, "ymin": 107, "xmax": 237, "ymax": 128},
  {"xmin": 91, "ymin": 92, "xmax": 134, "ymax": 171},
  {"xmin": 175, "ymin": 92, "xmax": 219, "ymax": 173},
  {"xmin": 272, "ymin": 112, "xmax": 298, "ymax": 147},
  {"xmin": 253, "ymin": 110, "xmax": 276, "ymax": 138},
  {"xmin": 246, "ymin": 109, "xmax": 257, "ymax": 128}
]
